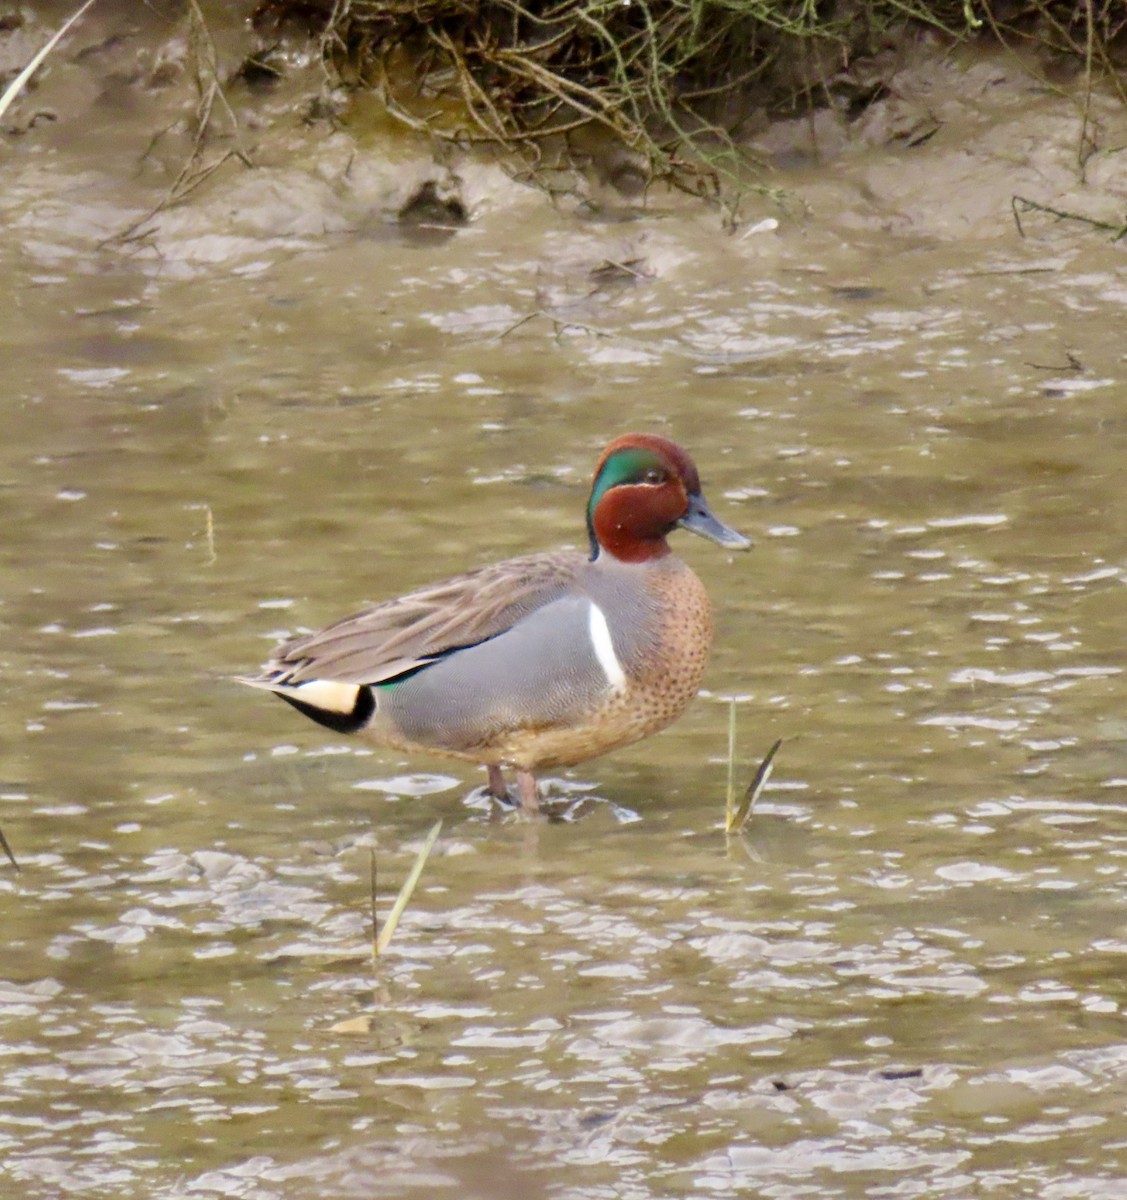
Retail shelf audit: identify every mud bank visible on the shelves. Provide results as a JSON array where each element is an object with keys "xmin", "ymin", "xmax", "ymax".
[{"xmin": 1, "ymin": 3, "xmax": 1125, "ymax": 273}]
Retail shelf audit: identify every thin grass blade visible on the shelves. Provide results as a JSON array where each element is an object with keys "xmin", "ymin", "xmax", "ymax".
[
  {"xmin": 0, "ymin": 0, "xmax": 99, "ymax": 124},
  {"xmin": 724, "ymin": 698, "xmax": 737, "ymax": 831},
  {"xmin": 0, "ymin": 824, "xmax": 18, "ymax": 872},
  {"xmin": 369, "ymin": 846, "xmax": 378, "ymax": 964},
  {"xmin": 375, "ymin": 820, "xmax": 442, "ymax": 956},
  {"xmin": 728, "ymin": 738, "xmax": 782, "ymax": 835}
]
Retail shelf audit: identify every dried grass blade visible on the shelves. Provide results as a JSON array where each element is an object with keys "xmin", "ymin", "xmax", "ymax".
[
  {"xmin": 375, "ymin": 820, "xmax": 442, "ymax": 956},
  {"xmin": 727, "ymin": 738, "xmax": 782, "ymax": 836},
  {"xmin": 0, "ymin": 0, "xmax": 99, "ymax": 124}
]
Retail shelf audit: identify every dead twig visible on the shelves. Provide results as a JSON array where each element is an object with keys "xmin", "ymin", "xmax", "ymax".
[
  {"xmin": 1012, "ymin": 194, "xmax": 1127, "ymax": 241},
  {"xmin": 108, "ymin": 0, "xmax": 252, "ymax": 242},
  {"xmin": 114, "ymin": 148, "xmax": 243, "ymax": 243}
]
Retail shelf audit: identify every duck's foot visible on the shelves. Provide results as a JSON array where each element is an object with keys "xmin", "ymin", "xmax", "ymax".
[
  {"xmin": 482, "ymin": 765, "xmax": 541, "ymax": 815},
  {"xmin": 516, "ymin": 769, "xmax": 541, "ymax": 815},
  {"xmin": 486, "ymin": 764, "xmax": 508, "ymax": 801}
]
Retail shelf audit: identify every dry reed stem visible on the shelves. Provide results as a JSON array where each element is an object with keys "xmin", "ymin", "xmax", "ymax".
[{"xmin": 0, "ymin": 0, "xmax": 98, "ymax": 124}]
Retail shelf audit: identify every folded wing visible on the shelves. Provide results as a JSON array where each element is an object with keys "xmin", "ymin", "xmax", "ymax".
[{"xmin": 245, "ymin": 550, "xmax": 584, "ymax": 688}]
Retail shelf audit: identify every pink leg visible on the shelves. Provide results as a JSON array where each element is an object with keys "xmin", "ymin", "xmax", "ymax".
[
  {"xmin": 486, "ymin": 764, "xmax": 507, "ymax": 800},
  {"xmin": 516, "ymin": 769, "xmax": 540, "ymax": 814}
]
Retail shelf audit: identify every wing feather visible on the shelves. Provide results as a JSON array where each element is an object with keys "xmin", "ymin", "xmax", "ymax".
[{"xmin": 246, "ymin": 550, "xmax": 585, "ymax": 687}]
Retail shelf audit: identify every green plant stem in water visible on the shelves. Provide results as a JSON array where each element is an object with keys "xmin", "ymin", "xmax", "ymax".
[
  {"xmin": 0, "ymin": 825, "xmax": 18, "ymax": 872},
  {"xmin": 727, "ymin": 737, "xmax": 782, "ymax": 836},
  {"xmin": 724, "ymin": 698, "xmax": 737, "ymax": 831},
  {"xmin": 375, "ymin": 820, "xmax": 443, "ymax": 957}
]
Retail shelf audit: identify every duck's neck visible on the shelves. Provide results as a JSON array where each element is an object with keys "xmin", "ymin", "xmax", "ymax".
[
  {"xmin": 590, "ymin": 534, "xmax": 672, "ymax": 564},
  {"xmin": 588, "ymin": 489, "xmax": 676, "ymax": 562}
]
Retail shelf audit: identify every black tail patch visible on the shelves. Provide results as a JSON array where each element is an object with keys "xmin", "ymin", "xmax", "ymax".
[{"xmin": 279, "ymin": 685, "xmax": 376, "ymax": 735}]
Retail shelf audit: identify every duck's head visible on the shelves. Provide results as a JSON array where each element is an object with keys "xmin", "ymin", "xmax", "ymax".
[{"xmin": 586, "ymin": 433, "xmax": 752, "ymax": 563}]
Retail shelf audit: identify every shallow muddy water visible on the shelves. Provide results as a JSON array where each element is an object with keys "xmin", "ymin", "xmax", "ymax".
[{"xmin": 4, "ymin": 9, "xmax": 1127, "ymax": 1198}]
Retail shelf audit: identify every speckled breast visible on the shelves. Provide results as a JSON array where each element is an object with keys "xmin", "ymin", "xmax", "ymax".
[{"xmin": 490, "ymin": 557, "xmax": 714, "ymax": 770}]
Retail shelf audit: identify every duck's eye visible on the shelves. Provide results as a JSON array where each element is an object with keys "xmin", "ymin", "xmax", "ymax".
[{"xmin": 643, "ymin": 468, "xmax": 667, "ymax": 485}]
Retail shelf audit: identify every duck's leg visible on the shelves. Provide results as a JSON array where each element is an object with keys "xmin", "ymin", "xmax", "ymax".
[
  {"xmin": 486, "ymin": 764, "xmax": 508, "ymax": 802},
  {"xmin": 515, "ymin": 769, "xmax": 541, "ymax": 815}
]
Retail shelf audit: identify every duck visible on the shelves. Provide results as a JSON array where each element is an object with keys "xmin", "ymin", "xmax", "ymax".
[{"xmin": 241, "ymin": 433, "xmax": 750, "ymax": 812}]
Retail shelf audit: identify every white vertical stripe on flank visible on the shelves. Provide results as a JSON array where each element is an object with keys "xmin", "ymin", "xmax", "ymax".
[{"xmin": 588, "ymin": 602, "xmax": 627, "ymax": 692}]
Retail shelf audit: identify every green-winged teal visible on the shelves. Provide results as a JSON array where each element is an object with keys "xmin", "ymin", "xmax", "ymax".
[{"xmin": 242, "ymin": 433, "xmax": 750, "ymax": 811}]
